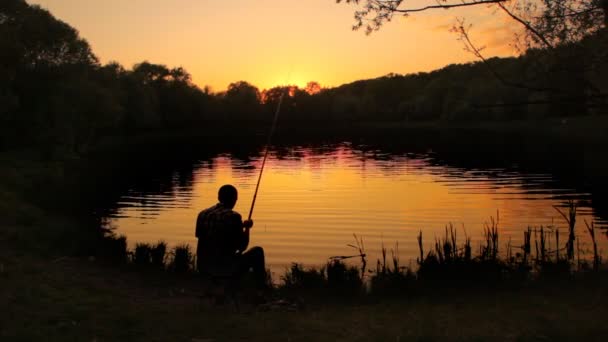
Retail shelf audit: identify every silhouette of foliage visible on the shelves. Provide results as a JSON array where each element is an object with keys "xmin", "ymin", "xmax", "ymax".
[
  {"xmin": 222, "ymin": 81, "xmax": 262, "ymax": 120},
  {"xmin": 1, "ymin": 0, "xmax": 607, "ymax": 154},
  {"xmin": 336, "ymin": 1, "xmax": 606, "ymax": 44}
]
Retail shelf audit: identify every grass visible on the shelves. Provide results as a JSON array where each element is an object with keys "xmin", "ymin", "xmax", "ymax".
[
  {"xmin": 370, "ymin": 242, "xmax": 417, "ymax": 295},
  {"xmin": 151, "ymin": 241, "xmax": 168, "ymax": 269},
  {"xmin": 87, "ymin": 208, "xmax": 605, "ymax": 298},
  {"xmin": 281, "ymin": 263, "xmax": 327, "ymax": 291},
  {"xmin": 133, "ymin": 243, "xmax": 154, "ymax": 267},
  {"xmin": 2, "ymin": 255, "xmax": 608, "ymax": 341},
  {"xmin": 168, "ymin": 244, "xmax": 195, "ymax": 273},
  {"xmin": 133, "ymin": 242, "xmax": 167, "ymax": 269}
]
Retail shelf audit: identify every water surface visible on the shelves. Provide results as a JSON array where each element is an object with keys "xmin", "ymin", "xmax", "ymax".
[{"xmin": 105, "ymin": 142, "xmax": 607, "ymax": 274}]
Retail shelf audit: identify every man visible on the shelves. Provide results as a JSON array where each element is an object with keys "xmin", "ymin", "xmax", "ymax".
[{"xmin": 195, "ymin": 184, "xmax": 267, "ymax": 289}]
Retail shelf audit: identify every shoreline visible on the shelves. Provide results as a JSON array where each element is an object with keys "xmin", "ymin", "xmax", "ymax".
[{"xmin": 3, "ymin": 123, "xmax": 608, "ymax": 340}]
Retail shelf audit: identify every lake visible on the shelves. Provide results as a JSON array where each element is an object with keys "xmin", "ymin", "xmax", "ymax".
[{"xmin": 101, "ymin": 137, "xmax": 608, "ymax": 276}]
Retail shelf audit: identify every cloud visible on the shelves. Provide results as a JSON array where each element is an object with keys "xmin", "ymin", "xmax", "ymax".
[
  {"xmin": 432, "ymin": 23, "xmax": 453, "ymax": 32},
  {"xmin": 395, "ymin": 2, "xmax": 526, "ymax": 56},
  {"xmin": 475, "ymin": 18, "xmax": 522, "ymax": 55}
]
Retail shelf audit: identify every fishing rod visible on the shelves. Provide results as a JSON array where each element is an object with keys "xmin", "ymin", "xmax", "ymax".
[{"xmin": 247, "ymin": 77, "xmax": 291, "ymax": 221}]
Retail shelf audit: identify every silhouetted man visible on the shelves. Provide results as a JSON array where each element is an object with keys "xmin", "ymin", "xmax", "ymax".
[{"xmin": 195, "ymin": 184, "xmax": 267, "ymax": 289}]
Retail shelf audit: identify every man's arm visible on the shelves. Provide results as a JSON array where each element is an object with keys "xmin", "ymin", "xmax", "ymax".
[
  {"xmin": 239, "ymin": 224, "xmax": 251, "ymax": 253},
  {"xmin": 230, "ymin": 213, "xmax": 252, "ymax": 253},
  {"xmin": 195, "ymin": 211, "xmax": 203, "ymax": 238},
  {"xmin": 237, "ymin": 217, "xmax": 254, "ymax": 252}
]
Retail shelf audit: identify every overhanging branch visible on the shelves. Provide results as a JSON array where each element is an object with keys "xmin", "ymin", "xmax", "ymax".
[
  {"xmin": 382, "ymin": 0, "xmax": 508, "ymax": 14},
  {"xmin": 496, "ymin": 2, "xmax": 553, "ymax": 49},
  {"xmin": 454, "ymin": 18, "xmax": 555, "ymax": 93}
]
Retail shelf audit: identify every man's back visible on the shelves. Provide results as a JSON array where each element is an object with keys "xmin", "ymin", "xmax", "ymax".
[
  {"xmin": 196, "ymin": 203, "xmax": 244, "ymax": 271},
  {"xmin": 195, "ymin": 185, "xmax": 266, "ymax": 289}
]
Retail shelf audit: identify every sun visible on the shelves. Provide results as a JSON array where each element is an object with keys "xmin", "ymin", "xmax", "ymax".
[{"xmin": 262, "ymin": 70, "xmax": 311, "ymax": 90}]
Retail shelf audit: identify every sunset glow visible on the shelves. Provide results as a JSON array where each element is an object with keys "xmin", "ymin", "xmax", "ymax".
[
  {"xmin": 110, "ymin": 146, "xmax": 607, "ymax": 273},
  {"xmin": 27, "ymin": 0, "xmax": 519, "ymax": 91}
]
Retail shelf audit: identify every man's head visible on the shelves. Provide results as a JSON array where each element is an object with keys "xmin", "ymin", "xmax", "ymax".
[{"xmin": 218, "ymin": 184, "xmax": 238, "ymax": 209}]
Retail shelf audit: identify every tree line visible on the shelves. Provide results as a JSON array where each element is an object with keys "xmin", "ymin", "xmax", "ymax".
[{"xmin": 1, "ymin": 0, "xmax": 606, "ymax": 153}]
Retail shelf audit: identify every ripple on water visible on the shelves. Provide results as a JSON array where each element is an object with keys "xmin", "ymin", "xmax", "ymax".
[{"xmin": 108, "ymin": 145, "xmax": 608, "ymax": 270}]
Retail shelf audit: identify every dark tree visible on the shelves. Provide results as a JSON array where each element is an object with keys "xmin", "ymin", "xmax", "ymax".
[
  {"xmin": 223, "ymin": 81, "xmax": 262, "ymax": 120},
  {"xmin": 1, "ymin": 0, "xmax": 98, "ymax": 68}
]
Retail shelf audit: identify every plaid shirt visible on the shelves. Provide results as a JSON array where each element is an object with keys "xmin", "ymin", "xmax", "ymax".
[{"xmin": 195, "ymin": 203, "xmax": 246, "ymax": 270}]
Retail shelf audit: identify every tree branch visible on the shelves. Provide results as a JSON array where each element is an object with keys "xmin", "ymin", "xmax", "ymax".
[
  {"xmin": 383, "ymin": 0, "xmax": 508, "ymax": 14},
  {"xmin": 454, "ymin": 19, "xmax": 555, "ymax": 93},
  {"xmin": 533, "ymin": 6, "xmax": 600, "ymax": 20},
  {"xmin": 496, "ymin": 2, "xmax": 553, "ymax": 49}
]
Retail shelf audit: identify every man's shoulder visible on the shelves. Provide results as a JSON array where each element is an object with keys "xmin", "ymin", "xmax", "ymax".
[
  {"xmin": 199, "ymin": 204, "xmax": 221, "ymax": 215},
  {"xmin": 198, "ymin": 204, "xmax": 240, "ymax": 219}
]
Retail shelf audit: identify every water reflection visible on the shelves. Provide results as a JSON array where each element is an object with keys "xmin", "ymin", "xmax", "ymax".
[{"xmin": 99, "ymin": 142, "xmax": 607, "ymax": 273}]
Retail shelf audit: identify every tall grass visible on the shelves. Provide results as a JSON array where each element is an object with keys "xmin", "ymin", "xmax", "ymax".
[
  {"xmin": 280, "ymin": 259, "xmax": 363, "ymax": 296},
  {"xmin": 347, "ymin": 234, "xmax": 367, "ymax": 280},
  {"xmin": 95, "ymin": 202, "xmax": 603, "ymax": 297},
  {"xmin": 281, "ymin": 263, "xmax": 327, "ymax": 291},
  {"xmin": 481, "ymin": 215, "xmax": 499, "ymax": 261},
  {"xmin": 523, "ymin": 227, "xmax": 532, "ymax": 264},
  {"xmin": 416, "ymin": 219, "xmax": 506, "ymax": 285},
  {"xmin": 151, "ymin": 241, "xmax": 167, "ymax": 269},
  {"xmin": 326, "ymin": 259, "xmax": 363, "ymax": 293},
  {"xmin": 132, "ymin": 241, "xmax": 167, "ymax": 269},
  {"xmin": 371, "ymin": 241, "xmax": 416, "ymax": 294},
  {"xmin": 554, "ymin": 201, "xmax": 577, "ymax": 261},
  {"xmin": 169, "ymin": 244, "xmax": 195, "ymax": 273},
  {"xmin": 133, "ymin": 243, "xmax": 153, "ymax": 266},
  {"xmin": 99, "ymin": 234, "xmax": 128, "ymax": 264},
  {"xmin": 410, "ymin": 207, "xmax": 601, "ymax": 287},
  {"xmin": 585, "ymin": 220, "xmax": 601, "ymax": 271}
]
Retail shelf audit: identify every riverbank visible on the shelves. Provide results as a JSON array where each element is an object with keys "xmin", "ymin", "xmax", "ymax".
[
  {"xmin": 2, "ymin": 190, "xmax": 608, "ymax": 341},
  {"xmin": 4, "ymin": 200, "xmax": 607, "ymax": 341},
  {"xmin": 85, "ymin": 114, "xmax": 608, "ymax": 149},
  {"xmin": 2, "ymin": 120, "xmax": 608, "ymax": 340},
  {"xmin": 2, "ymin": 252, "xmax": 608, "ymax": 341}
]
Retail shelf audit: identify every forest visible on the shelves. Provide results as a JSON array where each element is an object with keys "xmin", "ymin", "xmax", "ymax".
[{"xmin": 1, "ymin": 0, "xmax": 607, "ymax": 153}]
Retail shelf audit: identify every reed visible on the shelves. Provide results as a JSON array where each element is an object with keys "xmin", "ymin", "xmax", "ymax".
[
  {"xmin": 380, "ymin": 241, "xmax": 387, "ymax": 274},
  {"xmin": 517, "ymin": 226, "xmax": 570, "ymax": 276},
  {"xmin": 523, "ymin": 227, "xmax": 531, "ymax": 264},
  {"xmin": 577, "ymin": 237, "xmax": 582, "ymax": 270},
  {"xmin": 326, "ymin": 259, "xmax": 363, "ymax": 294},
  {"xmin": 281, "ymin": 263, "xmax": 326, "ymax": 290},
  {"xmin": 539, "ymin": 226, "xmax": 546, "ymax": 264},
  {"xmin": 151, "ymin": 241, "xmax": 167, "ymax": 269},
  {"xmin": 554, "ymin": 201, "xmax": 577, "ymax": 261},
  {"xmin": 95, "ymin": 207, "xmax": 603, "ymax": 296},
  {"xmin": 555, "ymin": 228, "xmax": 560, "ymax": 261},
  {"xmin": 417, "ymin": 230, "xmax": 424, "ymax": 265},
  {"xmin": 347, "ymin": 234, "xmax": 367, "ymax": 279},
  {"xmin": 415, "ymin": 218, "xmax": 542, "ymax": 286},
  {"xmin": 99, "ymin": 234, "xmax": 128, "ymax": 264},
  {"xmin": 584, "ymin": 220, "xmax": 601, "ymax": 271},
  {"xmin": 133, "ymin": 243, "xmax": 153, "ymax": 266},
  {"xmin": 169, "ymin": 244, "xmax": 194, "ymax": 273},
  {"xmin": 464, "ymin": 234, "xmax": 472, "ymax": 262},
  {"xmin": 371, "ymin": 241, "xmax": 416, "ymax": 294},
  {"xmin": 481, "ymin": 214, "xmax": 499, "ymax": 261}
]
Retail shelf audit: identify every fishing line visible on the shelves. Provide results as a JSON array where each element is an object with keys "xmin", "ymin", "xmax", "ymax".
[{"xmin": 247, "ymin": 67, "xmax": 293, "ymax": 221}]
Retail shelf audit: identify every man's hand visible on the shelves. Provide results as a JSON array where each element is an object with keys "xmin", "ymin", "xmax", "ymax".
[{"xmin": 243, "ymin": 219, "xmax": 254, "ymax": 229}]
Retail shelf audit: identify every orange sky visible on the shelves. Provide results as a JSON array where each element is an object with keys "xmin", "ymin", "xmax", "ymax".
[{"xmin": 28, "ymin": 0, "xmax": 519, "ymax": 91}]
